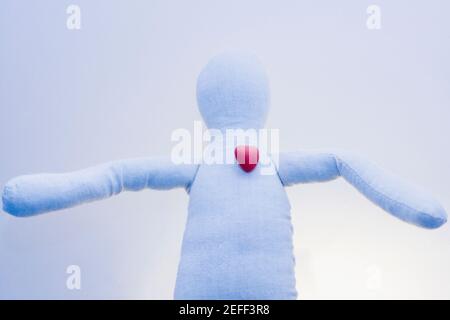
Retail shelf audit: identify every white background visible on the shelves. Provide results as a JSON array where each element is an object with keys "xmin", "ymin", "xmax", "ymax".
[{"xmin": 0, "ymin": 0, "xmax": 449, "ymax": 299}]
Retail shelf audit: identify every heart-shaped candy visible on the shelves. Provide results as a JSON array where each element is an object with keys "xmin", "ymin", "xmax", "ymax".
[{"xmin": 234, "ymin": 145, "xmax": 259, "ymax": 173}]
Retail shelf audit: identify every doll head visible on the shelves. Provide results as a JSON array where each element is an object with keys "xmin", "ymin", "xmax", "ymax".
[{"xmin": 196, "ymin": 52, "xmax": 270, "ymax": 130}]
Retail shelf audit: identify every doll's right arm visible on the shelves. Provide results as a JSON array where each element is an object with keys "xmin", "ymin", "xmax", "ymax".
[{"xmin": 2, "ymin": 157, "xmax": 198, "ymax": 217}]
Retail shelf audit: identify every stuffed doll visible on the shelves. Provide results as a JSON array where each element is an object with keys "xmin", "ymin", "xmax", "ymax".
[{"xmin": 2, "ymin": 52, "xmax": 447, "ymax": 299}]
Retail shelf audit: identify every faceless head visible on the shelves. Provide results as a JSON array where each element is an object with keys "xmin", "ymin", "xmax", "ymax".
[{"xmin": 196, "ymin": 52, "xmax": 270, "ymax": 130}]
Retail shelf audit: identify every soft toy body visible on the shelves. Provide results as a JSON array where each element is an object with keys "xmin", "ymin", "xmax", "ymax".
[
  {"xmin": 2, "ymin": 53, "xmax": 447, "ymax": 299},
  {"xmin": 175, "ymin": 157, "xmax": 297, "ymax": 299}
]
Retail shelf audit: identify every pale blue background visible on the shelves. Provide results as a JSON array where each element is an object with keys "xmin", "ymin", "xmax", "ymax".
[{"xmin": 1, "ymin": 0, "xmax": 449, "ymax": 299}]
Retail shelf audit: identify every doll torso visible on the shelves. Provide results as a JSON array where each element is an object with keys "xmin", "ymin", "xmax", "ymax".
[{"xmin": 174, "ymin": 157, "xmax": 297, "ymax": 299}]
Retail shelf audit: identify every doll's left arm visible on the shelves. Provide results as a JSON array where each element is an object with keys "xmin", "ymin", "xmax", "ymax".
[{"xmin": 276, "ymin": 151, "xmax": 447, "ymax": 229}]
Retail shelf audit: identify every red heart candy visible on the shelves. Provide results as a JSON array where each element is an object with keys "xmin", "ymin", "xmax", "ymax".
[{"xmin": 234, "ymin": 145, "xmax": 259, "ymax": 173}]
